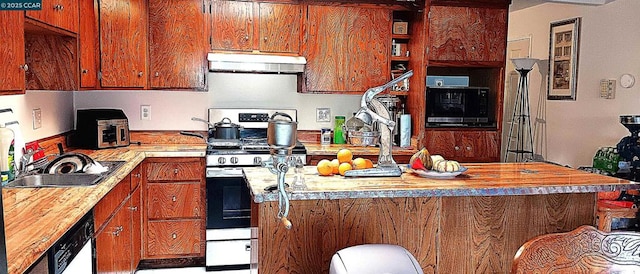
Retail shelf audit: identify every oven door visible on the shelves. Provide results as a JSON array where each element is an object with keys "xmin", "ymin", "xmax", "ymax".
[{"xmin": 206, "ymin": 167, "xmax": 252, "ymax": 229}]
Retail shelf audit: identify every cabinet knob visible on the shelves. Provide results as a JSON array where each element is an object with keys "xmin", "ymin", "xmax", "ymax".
[
  {"xmin": 19, "ymin": 64, "xmax": 28, "ymax": 71},
  {"xmin": 263, "ymin": 37, "xmax": 267, "ymax": 41},
  {"xmin": 172, "ymin": 233, "xmax": 177, "ymax": 239},
  {"xmin": 351, "ymin": 77, "xmax": 355, "ymax": 82},
  {"xmin": 471, "ymin": 46, "xmax": 476, "ymax": 51},
  {"xmin": 81, "ymin": 69, "xmax": 88, "ymax": 74},
  {"xmin": 138, "ymin": 71, "xmax": 144, "ymax": 77},
  {"xmin": 54, "ymin": 4, "xmax": 63, "ymax": 11},
  {"xmin": 174, "ymin": 168, "xmax": 179, "ymax": 174},
  {"xmin": 466, "ymin": 146, "xmax": 472, "ymax": 151},
  {"xmin": 172, "ymin": 196, "xmax": 177, "ymax": 202},
  {"xmin": 244, "ymin": 35, "xmax": 249, "ymax": 40},
  {"xmin": 134, "ymin": 173, "xmax": 141, "ymax": 178},
  {"xmin": 459, "ymin": 46, "xmax": 464, "ymax": 50},
  {"xmin": 454, "ymin": 146, "xmax": 460, "ymax": 151},
  {"xmin": 154, "ymin": 72, "xmax": 159, "ymax": 77},
  {"xmin": 128, "ymin": 206, "xmax": 138, "ymax": 211}
]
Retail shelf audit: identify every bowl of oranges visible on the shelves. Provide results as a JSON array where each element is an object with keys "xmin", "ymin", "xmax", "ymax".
[{"xmin": 316, "ymin": 148, "xmax": 374, "ymax": 176}]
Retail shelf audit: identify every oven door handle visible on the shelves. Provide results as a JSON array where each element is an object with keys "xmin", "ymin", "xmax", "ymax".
[{"xmin": 206, "ymin": 168, "xmax": 244, "ymax": 177}]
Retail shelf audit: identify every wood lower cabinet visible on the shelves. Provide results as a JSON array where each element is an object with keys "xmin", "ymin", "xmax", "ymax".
[
  {"xmin": 142, "ymin": 158, "xmax": 205, "ymax": 260},
  {"xmin": 211, "ymin": 1, "xmax": 301, "ymax": 53},
  {"xmin": 425, "ymin": 130, "xmax": 499, "ymax": 162},
  {"xmin": 99, "ymin": 0, "xmax": 147, "ymax": 88},
  {"xmin": 26, "ymin": 0, "xmax": 79, "ymax": 33},
  {"xmin": 149, "ymin": 0, "xmax": 206, "ymax": 90},
  {"xmin": 94, "ymin": 167, "xmax": 142, "ymax": 274},
  {"xmin": 428, "ymin": 5, "xmax": 507, "ymax": 63},
  {"xmin": 0, "ymin": 11, "xmax": 25, "ymax": 94},
  {"xmin": 304, "ymin": 5, "xmax": 390, "ymax": 93}
]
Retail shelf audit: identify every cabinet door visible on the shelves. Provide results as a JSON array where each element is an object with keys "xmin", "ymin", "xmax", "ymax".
[
  {"xmin": 95, "ymin": 204, "xmax": 133, "ymax": 274},
  {"xmin": 425, "ymin": 130, "xmax": 500, "ymax": 162},
  {"xmin": 258, "ymin": 3, "xmax": 300, "ymax": 53},
  {"xmin": 26, "ymin": 0, "xmax": 79, "ymax": 33},
  {"xmin": 211, "ymin": 0, "xmax": 253, "ymax": 51},
  {"xmin": 79, "ymin": 0, "xmax": 98, "ymax": 88},
  {"xmin": 99, "ymin": 0, "xmax": 147, "ymax": 88},
  {"xmin": 149, "ymin": 0, "xmax": 206, "ymax": 90},
  {"xmin": 345, "ymin": 7, "xmax": 391, "ymax": 91},
  {"xmin": 305, "ymin": 6, "xmax": 391, "ymax": 92},
  {"xmin": 305, "ymin": 5, "xmax": 349, "ymax": 92},
  {"xmin": 428, "ymin": 6, "xmax": 507, "ymax": 62},
  {"xmin": 0, "ymin": 12, "xmax": 25, "ymax": 94}
]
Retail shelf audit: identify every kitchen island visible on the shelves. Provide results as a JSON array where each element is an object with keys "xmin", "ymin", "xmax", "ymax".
[{"xmin": 244, "ymin": 162, "xmax": 640, "ymax": 273}]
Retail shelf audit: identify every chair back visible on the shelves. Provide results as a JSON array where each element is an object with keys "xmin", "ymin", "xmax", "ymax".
[{"xmin": 512, "ymin": 225, "xmax": 640, "ymax": 273}]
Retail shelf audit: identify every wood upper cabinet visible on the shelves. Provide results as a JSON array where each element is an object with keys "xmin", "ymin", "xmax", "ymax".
[
  {"xmin": 149, "ymin": 0, "xmax": 206, "ymax": 90},
  {"xmin": 304, "ymin": 5, "xmax": 391, "ymax": 93},
  {"xmin": 425, "ymin": 130, "xmax": 499, "ymax": 162},
  {"xmin": 0, "ymin": 12, "xmax": 26, "ymax": 94},
  {"xmin": 142, "ymin": 158, "xmax": 205, "ymax": 259},
  {"xmin": 211, "ymin": 1, "xmax": 301, "ymax": 53},
  {"xmin": 79, "ymin": 0, "xmax": 98, "ymax": 88},
  {"xmin": 428, "ymin": 0, "xmax": 511, "ymax": 6},
  {"xmin": 25, "ymin": 0, "xmax": 79, "ymax": 33},
  {"xmin": 99, "ymin": 0, "xmax": 148, "ymax": 88},
  {"xmin": 428, "ymin": 6, "xmax": 507, "ymax": 63}
]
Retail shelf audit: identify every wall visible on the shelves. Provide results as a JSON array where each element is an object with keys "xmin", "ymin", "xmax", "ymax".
[
  {"xmin": 0, "ymin": 91, "xmax": 73, "ymax": 143},
  {"xmin": 508, "ymin": 0, "xmax": 640, "ymax": 167},
  {"xmin": 74, "ymin": 73, "xmax": 362, "ymax": 131}
]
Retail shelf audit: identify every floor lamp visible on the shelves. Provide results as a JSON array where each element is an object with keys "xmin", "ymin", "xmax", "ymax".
[{"xmin": 504, "ymin": 58, "xmax": 539, "ymax": 162}]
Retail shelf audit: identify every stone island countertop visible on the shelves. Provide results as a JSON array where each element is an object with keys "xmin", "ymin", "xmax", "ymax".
[
  {"xmin": 2, "ymin": 144, "xmax": 206, "ymax": 274},
  {"xmin": 244, "ymin": 162, "xmax": 640, "ymax": 203}
]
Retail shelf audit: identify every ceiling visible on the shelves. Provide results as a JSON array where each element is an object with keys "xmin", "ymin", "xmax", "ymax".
[{"xmin": 510, "ymin": 0, "xmax": 615, "ymax": 11}]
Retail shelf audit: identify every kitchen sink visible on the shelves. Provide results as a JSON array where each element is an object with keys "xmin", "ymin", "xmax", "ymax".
[{"xmin": 4, "ymin": 161, "xmax": 126, "ymax": 188}]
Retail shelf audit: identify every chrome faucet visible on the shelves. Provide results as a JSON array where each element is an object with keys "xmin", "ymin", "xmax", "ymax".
[{"xmin": 17, "ymin": 148, "xmax": 45, "ymax": 176}]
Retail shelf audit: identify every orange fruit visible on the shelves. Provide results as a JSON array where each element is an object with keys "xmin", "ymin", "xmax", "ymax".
[
  {"xmin": 337, "ymin": 148, "xmax": 353, "ymax": 163},
  {"xmin": 329, "ymin": 159, "xmax": 340, "ymax": 174},
  {"xmin": 364, "ymin": 159, "xmax": 374, "ymax": 169},
  {"xmin": 338, "ymin": 162, "xmax": 352, "ymax": 176},
  {"xmin": 317, "ymin": 159, "xmax": 333, "ymax": 176},
  {"xmin": 352, "ymin": 157, "xmax": 367, "ymax": 170}
]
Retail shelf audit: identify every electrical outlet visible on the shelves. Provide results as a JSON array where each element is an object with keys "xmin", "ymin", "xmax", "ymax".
[
  {"xmin": 141, "ymin": 105, "xmax": 151, "ymax": 120},
  {"xmin": 316, "ymin": 108, "xmax": 331, "ymax": 122},
  {"xmin": 32, "ymin": 108, "xmax": 42, "ymax": 129}
]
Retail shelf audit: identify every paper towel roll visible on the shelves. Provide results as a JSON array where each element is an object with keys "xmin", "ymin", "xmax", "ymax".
[{"xmin": 400, "ymin": 114, "xmax": 411, "ymax": 148}]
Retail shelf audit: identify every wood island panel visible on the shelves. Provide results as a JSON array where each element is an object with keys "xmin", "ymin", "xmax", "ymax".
[{"xmin": 246, "ymin": 162, "xmax": 639, "ymax": 274}]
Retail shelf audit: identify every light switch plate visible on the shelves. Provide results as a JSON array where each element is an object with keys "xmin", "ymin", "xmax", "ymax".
[{"xmin": 32, "ymin": 108, "xmax": 42, "ymax": 129}]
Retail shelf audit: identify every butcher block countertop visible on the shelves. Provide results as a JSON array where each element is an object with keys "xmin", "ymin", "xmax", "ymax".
[
  {"xmin": 2, "ymin": 144, "xmax": 206, "ymax": 274},
  {"xmin": 244, "ymin": 162, "xmax": 640, "ymax": 203}
]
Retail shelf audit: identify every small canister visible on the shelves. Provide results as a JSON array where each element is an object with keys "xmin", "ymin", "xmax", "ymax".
[{"xmin": 321, "ymin": 128, "xmax": 332, "ymax": 145}]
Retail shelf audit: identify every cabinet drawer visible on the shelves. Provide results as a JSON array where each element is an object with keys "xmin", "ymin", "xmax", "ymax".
[
  {"xmin": 206, "ymin": 239, "xmax": 251, "ymax": 266},
  {"xmin": 146, "ymin": 220, "xmax": 203, "ymax": 257},
  {"xmin": 147, "ymin": 183, "xmax": 202, "ymax": 219},
  {"xmin": 145, "ymin": 161, "xmax": 202, "ymax": 181}
]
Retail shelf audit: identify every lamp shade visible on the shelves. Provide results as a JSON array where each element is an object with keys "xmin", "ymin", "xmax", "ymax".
[{"xmin": 511, "ymin": 58, "xmax": 539, "ymax": 71}]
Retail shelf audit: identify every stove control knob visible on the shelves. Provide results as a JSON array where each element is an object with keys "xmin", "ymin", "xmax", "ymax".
[
  {"xmin": 230, "ymin": 157, "xmax": 239, "ymax": 164},
  {"xmin": 253, "ymin": 157, "xmax": 262, "ymax": 165},
  {"xmin": 218, "ymin": 157, "xmax": 226, "ymax": 165}
]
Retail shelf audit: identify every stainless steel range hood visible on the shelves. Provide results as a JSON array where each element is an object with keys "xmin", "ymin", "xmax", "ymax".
[{"xmin": 207, "ymin": 52, "xmax": 306, "ymax": 74}]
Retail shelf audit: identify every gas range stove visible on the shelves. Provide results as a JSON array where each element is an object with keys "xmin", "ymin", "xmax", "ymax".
[{"xmin": 204, "ymin": 108, "xmax": 307, "ymax": 167}]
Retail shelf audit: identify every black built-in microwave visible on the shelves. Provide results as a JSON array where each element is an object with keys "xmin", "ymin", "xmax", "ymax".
[{"xmin": 426, "ymin": 86, "xmax": 491, "ymax": 127}]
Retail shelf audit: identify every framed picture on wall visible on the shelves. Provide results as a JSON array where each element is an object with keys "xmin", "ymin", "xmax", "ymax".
[{"xmin": 547, "ymin": 17, "xmax": 581, "ymax": 100}]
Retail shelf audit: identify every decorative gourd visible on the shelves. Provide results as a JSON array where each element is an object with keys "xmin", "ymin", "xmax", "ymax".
[
  {"xmin": 434, "ymin": 160, "xmax": 461, "ymax": 172},
  {"xmin": 430, "ymin": 155, "xmax": 445, "ymax": 168},
  {"xmin": 410, "ymin": 148, "xmax": 433, "ymax": 170}
]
